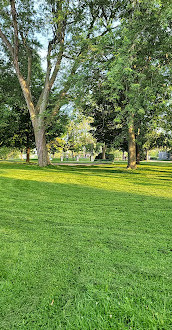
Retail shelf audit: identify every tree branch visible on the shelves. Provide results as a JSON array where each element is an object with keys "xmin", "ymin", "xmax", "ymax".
[
  {"xmin": 20, "ymin": 32, "xmax": 32, "ymax": 87},
  {"xmin": 27, "ymin": 54, "xmax": 32, "ymax": 87},
  {"xmin": 49, "ymin": 42, "xmax": 65, "ymax": 89},
  {"xmin": 10, "ymin": 0, "xmax": 19, "ymax": 71},
  {"xmin": 50, "ymin": 15, "xmax": 99, "ymax": 117},
  {"xmin": 35, "ymin": 35, "xmax": 64, "ymax": 114},
  {"xmin": 63, "ymin": 54, "xmax": 75, "ymax": 60},
  {"xmin": 0, "ymin": 28, "xmax": 14, "ymax": 55}
]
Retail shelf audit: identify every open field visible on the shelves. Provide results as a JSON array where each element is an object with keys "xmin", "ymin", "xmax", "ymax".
[{"xmin": 0, "ymin": 161, "xmax": 172, "ymax": 329}]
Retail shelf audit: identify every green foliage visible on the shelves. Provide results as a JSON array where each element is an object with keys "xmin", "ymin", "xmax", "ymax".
[
  {"xmin": 0, "ymin": 53, "xmax": 44, "ymax": 152},
  {"xmin": 144, "ymin": 130, "xmax": 172, "ymax": 151},
  {"xmin": 0, "ymin": 147, "xmax": 16, "ymax": 160},
  {"xmin": 46, "ymin": 109, "xmax": 69, "ymax": 142},
  {"xmin": 47, "ymin": 137, "xmax": 66, "ymax": 155},
  {"xmin": 0, "ymin": 105, "xmax": 35, "ymax": 151}
]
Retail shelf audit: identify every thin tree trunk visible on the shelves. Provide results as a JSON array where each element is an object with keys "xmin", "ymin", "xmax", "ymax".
[
  {"xmin": 136, "ymin": 127, "xmax": 141, "ymax": 164},
  {"xmin": 102, "ymin": 143, "xmax": 106, "ymax": 160},
  {"xmin": 146, "ymin": 149, "xmax": 149, "ymax": 161},
  {"xmin": 20, "ymin": 150, "xmax": 24, "ymax": 161},
  {"xmin": 136, "ymin": 144, "xmax": 140, "ymax": 164},
  {"xmin": 127, "ymin": 117, "xmax": 136, "ymax": 169},
  {"xmin": 26, "ymin": 147, "xmax": 30, "ymax": 163}
]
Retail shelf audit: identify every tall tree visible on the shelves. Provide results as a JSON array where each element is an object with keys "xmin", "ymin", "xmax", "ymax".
[
  {"xmin": 68, "ymin": 0, "xmax": 171, "ymax": 168},
  {"xmin": 0, "ymin": 0, "xmax": 120, "ymax": 166},
  {"xmin": 106, "ymin": 0, "xmax": 172, "ymax": 168}
]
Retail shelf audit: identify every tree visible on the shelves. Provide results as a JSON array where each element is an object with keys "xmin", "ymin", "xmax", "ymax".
[
  {"xmin": 0, "ymin": 54, "xmax": 43, "ymax": 161},
  {"xmin": 64, "ymin": 114, "xmax": 96, "ymax": 158},
  {"xmin": 46, "ymin": 109, "xmax": 69, "ymax": 157},
  {"xmin": 0, "ymin": 58, "xmax": 35, "ymax": 161},
  {"xmin": 106, "ymin": 0, "xmax": 172, "ymax": 168},
  {"xmin": 69, "ymin": 63, "xmax": 125, "ymax": 159},
  {"xmin": 0, "ymin": 0, "xmax": 120, "ymax": 166},
  {"xmin": 81, "ymin": 93, "xmax": 123, "ymax": 159},
  {"xmin": 143, "ymin": 129, "xmax": 172, "ymax": 160},
  {"xmin": 0, "ymin": 105, "xmax": 35, "ymax": 162},
  {"xmin": 68, "ymin": 0, "xmax": 171, "ymax": 168},
  {"xmin": 0, "ymin": 56, "xmax": 70, "ymax": 162}
]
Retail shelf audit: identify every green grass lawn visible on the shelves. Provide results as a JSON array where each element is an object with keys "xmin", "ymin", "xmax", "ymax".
[{"xmin": 0, "ymin": 161, "xmax": 171, "ymax": 329}]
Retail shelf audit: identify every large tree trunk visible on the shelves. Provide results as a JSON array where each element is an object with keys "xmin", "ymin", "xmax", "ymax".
[
  {"xmin": 102, "ymin": 143, "xmax": 106, "ymax": 160},
  {"xmin": 34, "ymin": 119, "xmax": 50, "ymax": 167},
  {"xmin": 18, "ymin": 78, "xmax": 50, "ymax": 167},
  {"xmin": 127, "ymin": 117, "xmax": 136, "ymax": 169}
]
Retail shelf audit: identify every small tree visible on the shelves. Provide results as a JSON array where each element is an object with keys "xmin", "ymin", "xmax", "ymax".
[{"xmin": 65, "ymin": 114, "xmax": 96, "ymax": 158}]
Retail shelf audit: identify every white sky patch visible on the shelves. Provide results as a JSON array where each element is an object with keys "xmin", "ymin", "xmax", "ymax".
[{"xmin": 38, "ymin": 48, "xmax": 48, "ymax": 71}]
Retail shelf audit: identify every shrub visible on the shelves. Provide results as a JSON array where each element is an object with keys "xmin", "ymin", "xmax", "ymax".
[{"xmin": 94, "ymin": 153, "xmax": 114, "ymax": 161}]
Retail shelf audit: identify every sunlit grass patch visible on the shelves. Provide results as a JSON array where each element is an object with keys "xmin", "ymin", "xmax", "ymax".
[{"xmin": 0, "ymin": 161, "xmax": 172, "ymax": 199}]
